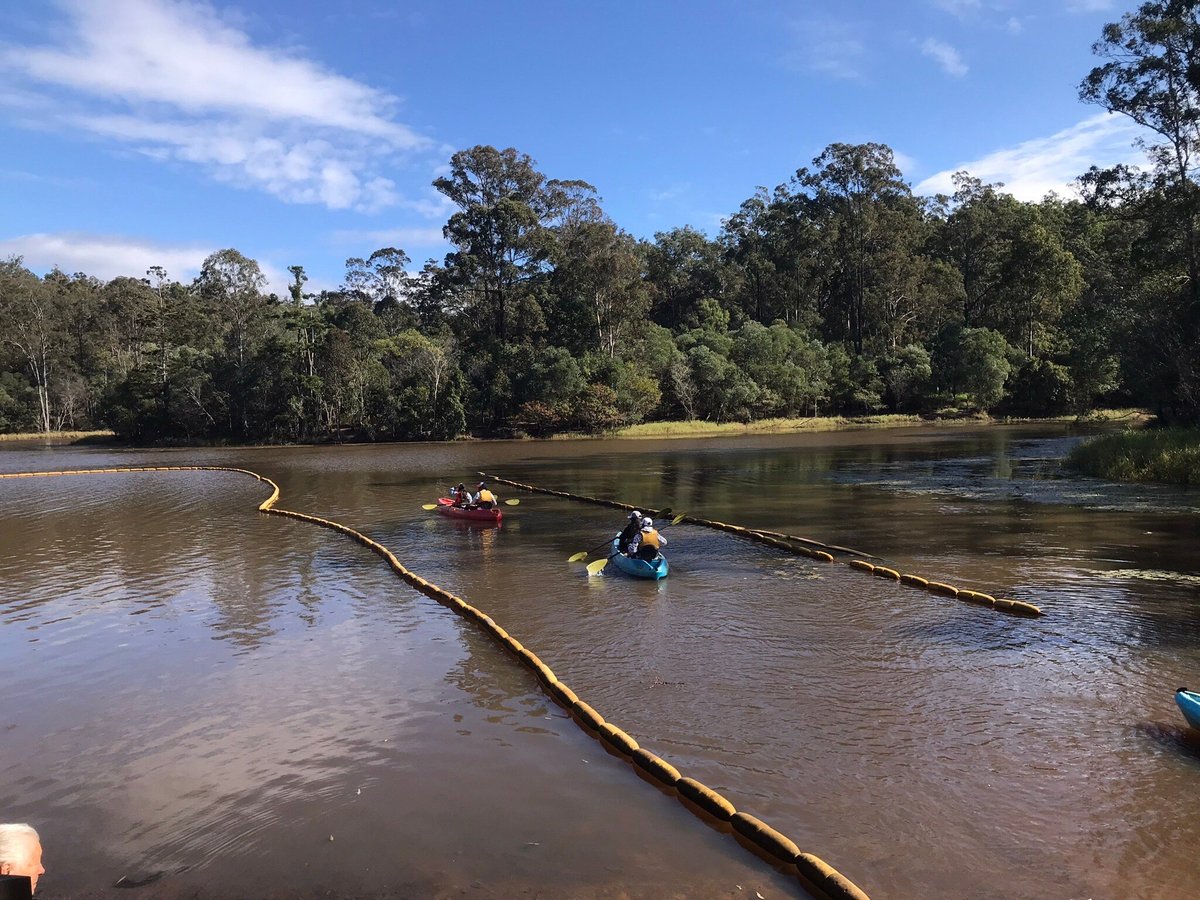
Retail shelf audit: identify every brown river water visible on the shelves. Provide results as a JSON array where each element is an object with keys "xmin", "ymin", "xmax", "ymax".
[{"xmin": 2, "ymin": 424, "xmax": 1199, "ymax": 899}]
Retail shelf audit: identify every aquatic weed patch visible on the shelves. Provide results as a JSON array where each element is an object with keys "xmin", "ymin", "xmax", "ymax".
[{"xmin": 1066, "ymin": 428, "xmax": 1200, "ymax": 485}]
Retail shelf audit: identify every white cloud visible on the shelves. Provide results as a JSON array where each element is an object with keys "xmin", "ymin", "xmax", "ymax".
[
  {"xmin": 0, "ymin": 232, "xmax": 209, "ymax": 281},
  {"xmin": 915, "ymin": 112, "xmax": 1149, "ymax": 201},
  {"xmin": 785, "ymin": 18, "xmax": 866, "ymax": 81},
  {"xmin": 931, "ymin": 0, "xmax": 982, "ymax": 18},
  {"xmin": 1065, "ymin": 0, "xmax": 1114, "ymax": 12},
  {"xmin": 0, "ymin": 232, "xmax": 291, "ymax": 295},
  {"xmin": 1007, "ymin": 17, "xmax": 1023, "ymax": 34},
  {"xmin": 5, "ymin": 0, "xmax": 422, "ymax": 143},
  {"xmin": 648, "ymin": 183, "xmax": 691, "ymax": 203},
  {"xmin": 921, "ymin": 38, "xmax": 968, "ymax": 77},
  {"xmin": 0, "ymin": 0, "xmax": 436, "ymax": 211},
  {"xmin": 891, "ymin": 149, "xmax": 918, "ymax": 177}
]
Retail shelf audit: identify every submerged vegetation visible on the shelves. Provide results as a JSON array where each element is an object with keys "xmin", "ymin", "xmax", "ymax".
[
  {"xmin": 1, "ymin": 4, "xmax": 1199, "ymax": 445},
  {"xmin": 1066, "ymin": 428, "xmax": 1200, "ymax": 485}
]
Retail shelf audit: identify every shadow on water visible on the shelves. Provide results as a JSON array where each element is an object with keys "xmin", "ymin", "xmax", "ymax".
[{"xmin": 1134, "ymin": 722, "xmax": 1200, "ymax": 764}]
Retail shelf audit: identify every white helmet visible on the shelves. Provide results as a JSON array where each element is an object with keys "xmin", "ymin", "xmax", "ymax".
[
  {"xmin": 641, "ymin": 516, "xmax": 654, "ymax": 528},
  {"xmin": 629, "ymin": 510, "xmax": 641, "ymax": 521}
]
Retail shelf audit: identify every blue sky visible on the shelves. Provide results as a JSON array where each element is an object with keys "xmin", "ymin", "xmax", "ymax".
[{"xmin": 0, "ymin": 0, "xmax": 1147, "ymax": 295}]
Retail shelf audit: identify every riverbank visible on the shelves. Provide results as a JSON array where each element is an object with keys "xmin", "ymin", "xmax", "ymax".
[
  {"xmin": 0, "ymin": 430, "xmax": 115, "ymax": 444},
  {"xmin": 1066, "ymin": 426, "xmax": 1200, "ymax": 485},
  {"xmin": 555, "ymin": 408, "xmax": 1148, "ymax": 441},
  {"xmin": 0, "ymin": 409, "xmax": 1147, "ymax": 448}
]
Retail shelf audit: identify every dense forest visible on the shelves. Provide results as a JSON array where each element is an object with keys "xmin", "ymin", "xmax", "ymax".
[{"xmin": 3, "ymin": 1, "xmax": 1199, "ymax": 444}]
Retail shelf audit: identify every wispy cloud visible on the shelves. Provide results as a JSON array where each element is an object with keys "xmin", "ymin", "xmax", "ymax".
[
  {"xmin": 330, "ymin": 227, "xmax": 448, "ymax": 248},
  {"xmin": 1065, "ymin": 0, "xmax": 1114, "ymax": 12},
  {"xmin": 931, "ymin": 0, "xmax": 982, "ymax": 18},
  {"xmin": 2, "ymin": 232, "xmax": 208, "ymax": 281},
  {"xmin": 0, "ymin": 232, "xmax": 292, "ymax": 295},
  {"xmin": 784, "ymin": 17, "xmax": 867, "ymax": 81},
  {"xmin": 921, "ymin": 38, "xmax": 968, "ymax": 77},
  {"xmin": 915, "ymin": 112, "xmax": 1148, "ymax": 201},
  {"xmin": 0, "ymin": 0, "xmax": 438, "ymax": 211},
  {"xmin": 648, "ymin": 183, "xmax": 692, "ymax": 203}
]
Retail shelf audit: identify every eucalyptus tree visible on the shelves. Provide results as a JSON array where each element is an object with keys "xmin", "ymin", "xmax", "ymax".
[
  {"xmin": 934, "ymin": 173, "xmax": 1026, "ymax": 328},
  {"xmin": 431, "ymin": 145, "xmax": 596, "ymax": 428},
  {"xmin": 720, "ymin": 187, "xmax": 807, "ymax": 325},
  {"xmin": 194, "ymin": 248, "xmax": 273, "ymax": 436},
  {"xmin": 433, "ymin": 145, "xmax": 591, "ymax": 344},
  {"xmin": 195, "ymin": 248, "xmax": 270, "ymax": 371},
  {"xmin": 0, "ymin": 258, "xmax": 59, "ymax": 432},
  {"xmin": 1000, "ymin": 222, "xmax": 1085, "ymax": 357},
  {"xmin": 1080, "ymin": 0, "xmax": 1200, "ymax": 419},
  {"xmin": 786, "ymin": 143, "xmax": 936, "ymax": 355},
  {"xmin": 643, "ymin": 226, "xmax": 729, "ymax": 331},
  {"xmin": 98, "ymin": 275, "xmax": 157, "ymax": 379},
  {"xmin": 551, "ymin": 216, "xmax": 648, "ymax": 358},
  {"xmin": 342, "ymin": 247, "xmax": 415, "ymax": 335}
]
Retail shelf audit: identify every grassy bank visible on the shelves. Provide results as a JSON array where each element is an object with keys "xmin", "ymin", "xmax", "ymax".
[
  {"xmin": 1066, "ymin": 426, "xmax": 1200, "ymax": 485},
  {"xmin": 0, "ymin": 430, "xmax": 116, "ymax": 444},
  {"xmin": 560, "ymin": 408, "xmax": 1146, "ymax": 441},
  {"xmin": 604, "ymin": 414, "xmax": 925, "ymax": 439}
]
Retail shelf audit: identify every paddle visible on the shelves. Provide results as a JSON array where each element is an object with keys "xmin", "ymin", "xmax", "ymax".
[
  {"xmin": 422, "ymin": 503, "xmax": 438, "ymax": 510},
  {"xmin": 585, "ymin": 513, "xmax": 686, "ymax": 575},
  {"xmin": 569, "ymin": 538, "xmax": 612, "ymax": 563},
  {"xmin": 504, "ymin": 498, "xmax": 520, "ymax": 506},
  {"xmin": 567, "ymin": 508, "xmax": 675, "ymax": 562}
]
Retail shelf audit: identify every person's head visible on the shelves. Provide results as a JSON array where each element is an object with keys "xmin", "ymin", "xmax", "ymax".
[
  {"xmin": 477, "ymin": 481, "xmax": 486, "ymax": 490},
  {"xmin": 457, "ymin": 482, "xmax": 466, "ymax": 490},
  {"xmin": 0, "ymin": 823, "xmax": 44, "ymax": 894},
  {"xmin": 629, "ymin": 510, "xmax": 641, "ymax": 522},
  {"xmin": 641, "ymin": 516, "xmax": 654, "ymax": 529}
]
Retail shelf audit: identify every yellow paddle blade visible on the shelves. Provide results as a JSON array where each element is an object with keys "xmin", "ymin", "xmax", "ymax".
[
  {"xmin": 568, "ymin": 551, "xmax": 588, "ymax": 562},
  {"xmin": 422, "ymin": 504, "xmax": 438, "ymax": 510},
  {"xmin": 503, "ymin": 498, "xmax": 520, "ymax": 506},
  {"xmin": 670, "ymin": 513, "xmax": 686, "ymax": 525},
  {"xmin": 586, "ymin": 556, "xmax": 610, "ymax": 576}
]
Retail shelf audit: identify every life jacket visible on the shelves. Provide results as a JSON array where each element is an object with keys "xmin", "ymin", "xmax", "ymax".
[
  {"xmin": 476, "ymin": 489, "xmax": 496, "ymax": 505},
  {"xmin": 639, "ymin": 527, "xmax": 661, "ymax": 551}
]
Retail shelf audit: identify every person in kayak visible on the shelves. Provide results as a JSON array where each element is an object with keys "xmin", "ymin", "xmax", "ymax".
[
  {"xmin": 450, "ymin": 482, "xmax": 469, "ymax": 507},
  {"xmin": 471, "ymin": 481, "xmax": 498, "ymax": 510},
  {"xmin": 617, "ymin": 510, "xmax": 642, "ymax": 554},
  {"xmin": 628, "ymin": 515, "xmax": 666, "ymax": 561},
  {"xmin": 0, "ymin": 823, "xmax": 45, "ymax": 896}
]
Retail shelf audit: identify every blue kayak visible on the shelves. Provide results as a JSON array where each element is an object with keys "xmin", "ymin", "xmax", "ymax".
[
  {"xmin": 1177, "ymin": 688, "xmax": 1200, "ymax": 731},
  {"xmin": 608, "ymin": 537, "xmax": 669, "ymax": 580}
]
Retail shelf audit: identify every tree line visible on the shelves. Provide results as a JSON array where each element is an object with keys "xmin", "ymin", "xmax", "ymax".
[{"xmin": 2, "ymin": 1, "xmax": 1198, "ymax": 443}]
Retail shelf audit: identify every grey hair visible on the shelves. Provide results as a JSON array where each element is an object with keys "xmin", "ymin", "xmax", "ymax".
[{"xmin": 0, "ymin": 823, "xmax": 39, "ymax": 865}]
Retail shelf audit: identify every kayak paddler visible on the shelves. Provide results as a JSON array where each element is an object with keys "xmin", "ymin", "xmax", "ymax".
[
  {"xmin": 617, "ymin": 510, "xmax": 642, "ymax": 554},
  {"xmin": 628, "ymin": 515, "xmax": 666, "ymax": 561},
  {"xmin": 471, "ymin": 481, "xmax": 498, "ymax": 510}
]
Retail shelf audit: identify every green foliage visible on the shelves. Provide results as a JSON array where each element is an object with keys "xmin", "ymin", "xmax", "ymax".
[
  {"xmin": 1003, "ymin": 357, "xmax": 1074, "ymax": 417},
  {"xmin": 3, "ymin": 89, "xmax": 1193, "ymax": 441},
  {"xmin": 1078, "ymin": 1, "xmax": 1200, "ymax": 421},
  {"xmin": 958, "ymin": 328, "xmax": 1014, "ymax": 412},
  {"xmin": 878, "ymin": 344, "xmax": 932, "ymax": 411}
]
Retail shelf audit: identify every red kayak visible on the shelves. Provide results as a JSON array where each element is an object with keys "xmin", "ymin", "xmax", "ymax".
[{"xmin": 435, "ymin": 497, "xmax": 502, "ymax": 523}]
